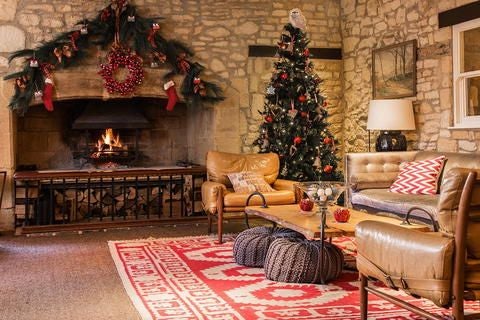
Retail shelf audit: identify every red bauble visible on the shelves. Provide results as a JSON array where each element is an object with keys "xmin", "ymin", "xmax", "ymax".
[
  {"xmin": 298, "ymin": 95, "xmax": 307, "ymax": 102},
  {"xmin": 293, "ymin": 136, "xmax": 302, "ymax": 145},
  {"xmin": 280, "ymin": 73, "xmax": 288, "ymax": 80},
  {"xmin": 323, "ymin": 164, "xmax": 333, "ymax": 173},
  {"xmin": 300, "ymin": 111, "xmax": 308, "ymax": 118},
  {"xmin": 333, "ymin": 208, "xmax": 350, "ymax": 223},
  {"xmin": 193, "ymin": 77, "xmax": 201, "ymax": 85},
  {"xmin": 303, "ymin": 48, "xmax": 310, "ymax": 56},
  {"xmin": 299, "ymin": 198, "xmax": 314, "ymax": 212},
  {"xmin": 265, "ymin": 115, "xmax": 273, "ymax": 123},
  {"xmin": 323, "ymin": 137, "xmax": 332, "ymax": 145},
  {"xmin": 323, "ymin": 100, "xmax": 328, "ymax": 107}
]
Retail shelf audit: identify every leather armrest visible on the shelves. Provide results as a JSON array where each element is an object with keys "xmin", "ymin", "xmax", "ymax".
[
  {"xmin": 355, "ymin": 220, "xmax": 454, "ymax": 306},
  {"xmin": 273, "ymin": 179, "xmax": 299, "ymax": 202},
  {"xmin": 273, "ymin": 179, "xmax": 297, "ymax": 191},
  {"xmin": 201, "ymin": 181, "xmax": 227, "ymax": 214}
]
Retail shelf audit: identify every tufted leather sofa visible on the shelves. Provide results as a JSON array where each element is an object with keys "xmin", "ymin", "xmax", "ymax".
[
  {"xmin": 345, "ymin": 151, "xmax": 480, "ymax": 224},
  {"xmin": 201, "ymin": 151, "xmax": 297, "ymax": 243}
]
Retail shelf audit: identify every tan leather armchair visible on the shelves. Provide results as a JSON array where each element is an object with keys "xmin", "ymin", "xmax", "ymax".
[
  {"xmin": 202, "ymin": 151, "xmax": 297, "ymax": 243},
  {"xmin": 356, "ymin": 168, "xmax": 480, "ymax": 320}
]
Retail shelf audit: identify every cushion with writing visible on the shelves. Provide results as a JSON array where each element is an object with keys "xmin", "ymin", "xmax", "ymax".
[
  {"xmin": 227, "ymin": 171, "xmax": 275, "ymax": 193},
  {"xmin": 390, "ymin": 156, "xmax": 446, "ymax": 195}
]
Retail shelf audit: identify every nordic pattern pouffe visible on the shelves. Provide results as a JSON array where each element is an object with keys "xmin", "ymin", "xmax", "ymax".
[
  {"xmin": 264, "ymin": 237, "xmax": 344, "ymax": 283},
  {"xmin": 233, "ymin": 226, "xmax": 305, "ymax": 267}
]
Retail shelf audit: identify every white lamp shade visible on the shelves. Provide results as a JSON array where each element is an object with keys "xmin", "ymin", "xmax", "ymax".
[{"xmin": 367, "ymin": 99, "xmax": 416, "ymax": 131}]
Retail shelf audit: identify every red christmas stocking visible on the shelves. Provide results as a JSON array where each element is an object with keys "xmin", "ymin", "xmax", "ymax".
[
  {"xmin": 43, "ymin": 78, "xmax": 54, "ymax": 112},
  {"xmin": 164, "ymin": 80, "xmax": 178, "ymax": 111}
]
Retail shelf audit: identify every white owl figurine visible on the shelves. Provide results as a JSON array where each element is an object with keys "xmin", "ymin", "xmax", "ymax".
[{"xmin": 289, "ymin": 8, "xmax": 307, "ymax": 31}]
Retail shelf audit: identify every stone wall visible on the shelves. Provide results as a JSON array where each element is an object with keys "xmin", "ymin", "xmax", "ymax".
[
  {"xmin": 0, "ymin": 0, "xmax": 342, "ymax": 230},
  {"xmin": 341, "ymin": 0, "xmax": 480, "ymax": 153}
]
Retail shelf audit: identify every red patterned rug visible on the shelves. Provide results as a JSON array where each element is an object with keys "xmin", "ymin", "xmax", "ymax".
[{"xmin": 108, "ymin": 235, "xmax": 477, "ymax": 320}]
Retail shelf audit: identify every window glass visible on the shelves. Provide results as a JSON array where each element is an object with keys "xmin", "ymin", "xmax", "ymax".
[
  {"xmin": 452, "ymin": 18, "xmax": 480, "ymax": 128},
  {"xmin": 467, "ymin": 77, "xmax": 480, "ymax": 116},
  {"xmin": 463, "ymin": 27, "xmax": 480, "ymax": 73}
]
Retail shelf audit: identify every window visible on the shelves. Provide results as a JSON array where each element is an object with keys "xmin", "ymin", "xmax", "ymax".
[{"xmin": 452, "ymin": 17, "xmax": 480, "ymax": 128}]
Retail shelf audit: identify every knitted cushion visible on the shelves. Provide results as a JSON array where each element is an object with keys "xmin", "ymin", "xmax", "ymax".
[
  {"xmin": 233, "ymin": 226, "xmax": 305, "ymax": 267},
  {"xmin": 264, "ymin": 237, "xmax": 344, "ymax": 283}
]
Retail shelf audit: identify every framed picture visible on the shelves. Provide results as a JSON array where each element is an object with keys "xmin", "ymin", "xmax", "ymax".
[{"xmin": 372, "ymin": 39, "xmax": 417, "ymax": 99}]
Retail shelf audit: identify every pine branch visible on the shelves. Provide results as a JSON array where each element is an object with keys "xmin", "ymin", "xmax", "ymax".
[{"xmin": 4, "ymin": 2, "xmax": 224, "ymax": 114}]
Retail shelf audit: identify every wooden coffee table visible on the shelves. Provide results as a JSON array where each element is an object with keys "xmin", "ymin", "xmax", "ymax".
[{"xmin": 245, "ymin": 204, "xmax": 431, "ymax": 240}]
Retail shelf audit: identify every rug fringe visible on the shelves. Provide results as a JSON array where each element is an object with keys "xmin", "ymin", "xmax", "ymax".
[{"xmin": 107, "ymin": 233, "xmax": 238, "ymax": 244}]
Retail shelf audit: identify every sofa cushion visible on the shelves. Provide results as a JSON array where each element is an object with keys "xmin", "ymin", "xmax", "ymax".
[
  {"xmin": 390, "ymin": 155, "xmax": 445, "ymax": 195},
  {"xmin": 351, "ymin": 188, "xmax": 438, "ymax": 222},
  {"xmin": 227, "ymin": 171, "xmax": 275, "ymax": 193}
]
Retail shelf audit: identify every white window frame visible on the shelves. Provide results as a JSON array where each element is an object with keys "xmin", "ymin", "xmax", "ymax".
[{"xmin": 452, "ymin": 17, "xmax": 480, "ymax": 129}]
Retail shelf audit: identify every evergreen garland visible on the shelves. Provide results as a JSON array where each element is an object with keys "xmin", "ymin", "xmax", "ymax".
[
  {"xmin": 253, "ymin": 22, "xmax": 342, "ymax": 182},
  {"xmin": 4, "ymin": 1, "xmax": 224, "ymax": 114}
]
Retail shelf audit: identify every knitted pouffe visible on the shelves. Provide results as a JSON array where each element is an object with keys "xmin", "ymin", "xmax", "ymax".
[
  {"xmin": 233, "ymin": 226, "xmax": 305, "ymax": 267},
  {"xmin": 264, "ymin": 237, "xmax": 344, "ymax": 283}
]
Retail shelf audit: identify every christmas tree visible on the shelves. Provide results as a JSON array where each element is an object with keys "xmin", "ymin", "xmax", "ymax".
[{"xmin": 253, "ymin": 9, "xmax": 342, "ymax": 182}]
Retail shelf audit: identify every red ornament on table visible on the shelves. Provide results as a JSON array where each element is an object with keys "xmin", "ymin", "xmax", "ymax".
[
  {"xmin": 323, "ymin": 164, "xmax": 333, "ymax": 173},
  {"xmin": 298, "ymin": 95, "xmax": 306, "ymax": 102},
  {"xmin": 299, "ymin": 198, "xmax": 314, "ymax": 212},
  {"xmin": 323, "ymin": 137, "xmax": 332, "ymax": 145},
  {"xmin": 265, "ymin": 115, "xmax": 273, "ymax": 123},
  {"xmin": 333, "ymin": 208, "xmax": 350, "ymax": 223},
  {"xmin": 293, "ymin": 136, "xmax": 302, "ymax": 145},
  {"xmin": 280, "ymin": 72, "xmax": 288, "ymax": 80}
]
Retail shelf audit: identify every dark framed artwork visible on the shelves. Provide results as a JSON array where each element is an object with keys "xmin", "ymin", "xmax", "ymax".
[{"xmin": 372, "ymin": 39, "xmax": 417, "ymax": 99}]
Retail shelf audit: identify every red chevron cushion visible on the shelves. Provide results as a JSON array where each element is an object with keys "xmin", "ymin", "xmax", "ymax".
[{"xmin": 389, "ymin": 156, "xmax": 446, "ymax": 195}]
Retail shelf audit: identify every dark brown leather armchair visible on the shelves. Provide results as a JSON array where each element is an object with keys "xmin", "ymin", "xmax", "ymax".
[
  {"xmin": 201, "ymin": 151, "xmax": 297, "ymax": 243},
  {"xmin": 356, "ymin": 168, "xmax": 480, "ymax": 320}
]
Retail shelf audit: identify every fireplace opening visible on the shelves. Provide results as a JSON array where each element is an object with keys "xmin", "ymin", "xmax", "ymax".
[{"xmin": 16, "ymin": 98, "xmax": 193, "ymax": 170}]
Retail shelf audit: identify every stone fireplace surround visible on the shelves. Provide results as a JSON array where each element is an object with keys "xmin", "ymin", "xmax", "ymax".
[{"xmin": 0, "ymin": 66, "xmax": 218, "ymax": 230}]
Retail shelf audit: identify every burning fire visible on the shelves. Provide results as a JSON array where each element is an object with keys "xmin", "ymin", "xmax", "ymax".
[
  {"xmin": 91, "ymin": 128, "xmax": 124, "ymax": 158},
  {"xmin": 98, "ymin": 128, "xmax": 122, "ymax": 151}
]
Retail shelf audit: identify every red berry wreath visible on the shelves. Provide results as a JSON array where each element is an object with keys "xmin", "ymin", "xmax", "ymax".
[{"xmin": 99, "ymin": 47, "xmax": 144, "ymax": 95}]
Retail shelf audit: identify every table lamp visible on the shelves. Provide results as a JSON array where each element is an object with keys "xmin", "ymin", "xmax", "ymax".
[{"xmin": 367, "ymin": 99, "xmax": 415, "ymax": 152}]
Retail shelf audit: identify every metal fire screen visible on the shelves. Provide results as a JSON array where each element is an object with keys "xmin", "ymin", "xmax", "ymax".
[{"xmin": 14, "ymin": 166, "xmax": 206, "ymax": 232}]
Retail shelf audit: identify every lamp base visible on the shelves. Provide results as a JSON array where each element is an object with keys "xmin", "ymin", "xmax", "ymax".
[{"xmin": 375, "ymin": 131, "xmax": 407, "ymax": 152}]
